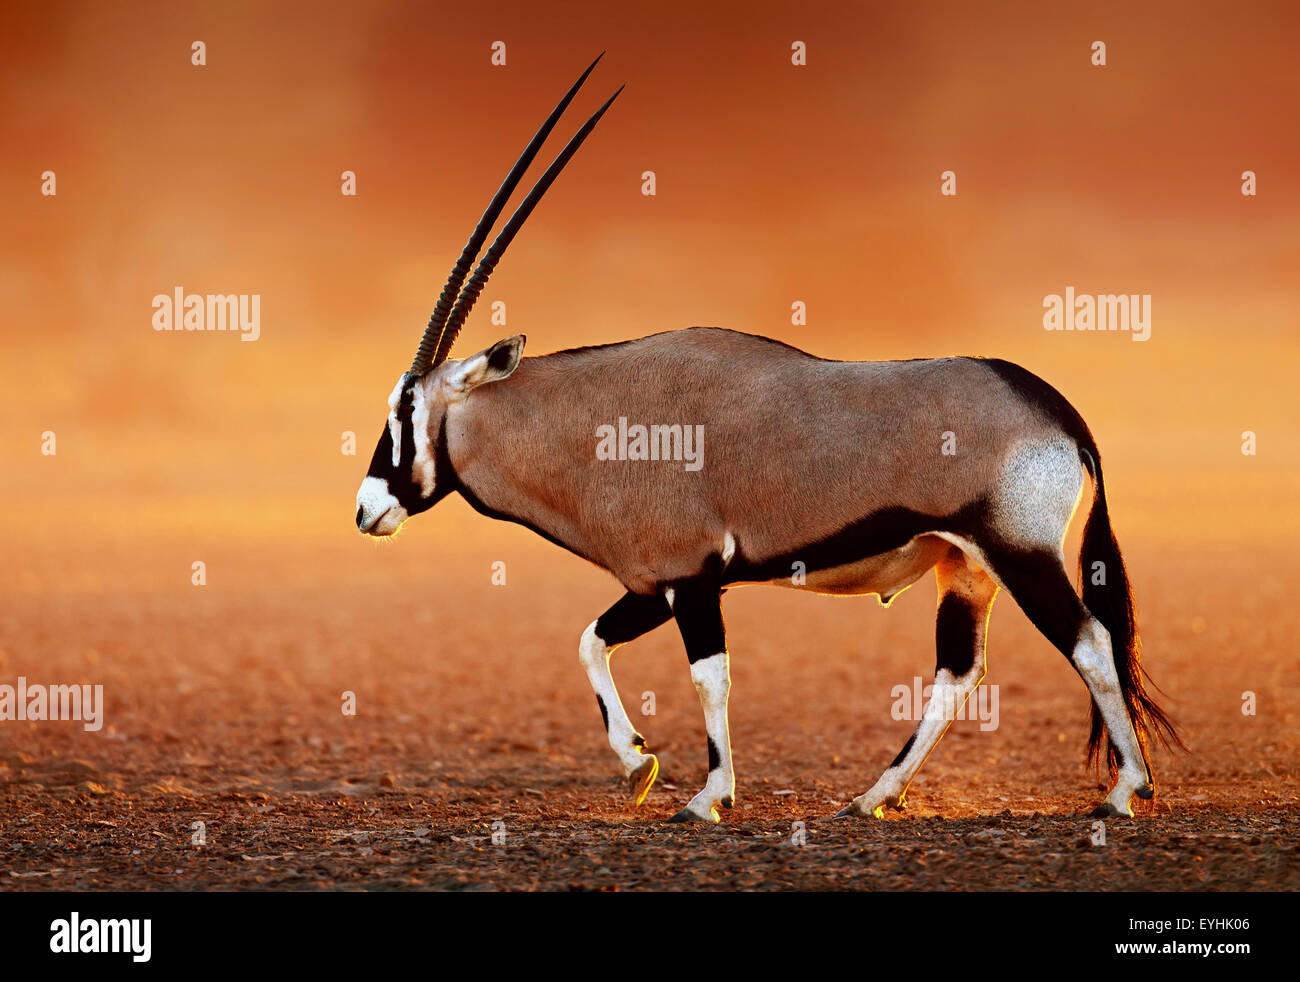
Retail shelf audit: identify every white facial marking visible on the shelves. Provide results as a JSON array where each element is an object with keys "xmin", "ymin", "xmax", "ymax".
[
  {"xmin": 386, "ymin": 377, "xmax": 406, "ymax": 411},
  {"xmin": 356, "ymin": 476, "xmax": 407, "ymax": 536},
  {"xmin": 386, "ymin": 378, "xmax": 406, "ymax": 467},
  {"xmin": 445, "ymin": 352, "xmax": 486, "ymax": 394},
  {"xmin": 384, "ymin": 377, "xmax": 405, "ymax": 468},
  {"xmin": 381, "ymin": 375, "xmax": 436, "ymax": 497},
  {"xmin": 408, "ymin": 379, "xmax": 437, "ymax": 497}
]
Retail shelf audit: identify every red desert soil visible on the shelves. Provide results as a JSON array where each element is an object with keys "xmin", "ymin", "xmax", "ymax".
[{"xmin": 1, "ymin": 513, "xmax": 1296, "ymax": 891}]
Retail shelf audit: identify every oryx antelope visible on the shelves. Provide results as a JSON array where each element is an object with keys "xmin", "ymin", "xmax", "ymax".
[{"xmin": 355, "ymin": 56, "xmax": 1182, "ymax": 822}]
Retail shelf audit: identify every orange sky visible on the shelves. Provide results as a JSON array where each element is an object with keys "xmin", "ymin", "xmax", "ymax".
[{"xmin": 2, "ymin": 0, "xmax": 1297, "ymax": 563}]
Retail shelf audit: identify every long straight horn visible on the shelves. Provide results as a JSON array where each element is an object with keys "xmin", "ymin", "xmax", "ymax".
[
  {"xmin": 433, "ymin": 85, "xmax": 624, "ymax": 366},
  {"xmin": 409, "ymin": 53, "xmax": 605, "ymax": 376}
]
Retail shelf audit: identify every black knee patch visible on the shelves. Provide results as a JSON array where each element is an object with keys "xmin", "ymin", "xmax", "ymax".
[
  {"xmin": 595, "ymin": 592, "xmax": 673, "ymax": 647},
  {"xmin": 671, "ymin": 585, "xmax": 726, "ymax": 665},
  {"xmin": 595, "ymin": 695, "xmax": 609, "ymax": 732},
  {"xmin": 935, "ymin": 595, "xmax": 979, "ymax": 676},
  {"xmin": 707, "ymin": 736, "xmax": 722, "ymax": 771}
]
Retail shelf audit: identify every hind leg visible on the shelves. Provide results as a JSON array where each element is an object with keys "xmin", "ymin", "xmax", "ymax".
[
  {"xmin": 989, "ymin": 548, "xmax": 1152, "ymax": 817},
  {"xmin": 579, "ymin": 591, "xmax": 673, "ymax": 805},
  {"xmin": 838, "ymin": 548, "xmax": 997, "ymax": 819},
  {"xmin": 665, "ymin": 580, "xmax": 735, "ymax": 823}
]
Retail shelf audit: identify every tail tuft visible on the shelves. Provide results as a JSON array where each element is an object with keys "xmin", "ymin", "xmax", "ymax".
[{"xmin": 1077, "ymin": 447, "xmax": 1185, "ymax": 780}]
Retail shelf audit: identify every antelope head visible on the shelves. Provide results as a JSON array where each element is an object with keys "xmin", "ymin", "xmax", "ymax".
[{"xmin": 355, "ymin": 55, "xmax": 620, "ymax": 537}]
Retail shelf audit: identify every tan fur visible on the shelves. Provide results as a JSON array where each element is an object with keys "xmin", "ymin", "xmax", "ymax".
[{"xmin": 437, "ymin": 328, "xmax": 1062, "ymax": 592}]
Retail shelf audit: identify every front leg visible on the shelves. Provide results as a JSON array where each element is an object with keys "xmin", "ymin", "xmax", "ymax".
[
  {"xmin": 665, "ymin": 581, "xmax": 734, "ymax": 823},
  {"xmin": 579, "ymin": 592, "xmax": 672, "ymax": 805}
]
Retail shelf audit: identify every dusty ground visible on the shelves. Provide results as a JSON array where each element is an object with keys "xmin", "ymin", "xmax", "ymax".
[{"xmin": 1, "ymin": 508, "xmax": 1296, "ymax": 891}]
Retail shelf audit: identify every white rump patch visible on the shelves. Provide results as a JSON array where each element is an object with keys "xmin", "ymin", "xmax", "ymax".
[{"xmin": 990, "ymin": 437, "xmax": 1083, "ymax": 549}]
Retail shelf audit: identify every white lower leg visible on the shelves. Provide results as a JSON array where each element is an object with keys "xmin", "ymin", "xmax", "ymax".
[
  {"xmin": 680, "ymin": 652, "xmax": 734, "ymax": 821},
  {"xmin": 578, "ymin": 621, "xmax": 651, "ymax": 777},
  {"xmin": 846, "ymin": 666, "xmax": 981, "ymax": 817},
  {"xmin": 1073, "ymin": 619, "xmax": 1149, "ymax": 815}
]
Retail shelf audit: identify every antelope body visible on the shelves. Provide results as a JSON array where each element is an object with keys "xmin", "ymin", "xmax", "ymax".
[{"xmin": 355, "ymin": 57, "xmax": 1180, "ymax": 823}]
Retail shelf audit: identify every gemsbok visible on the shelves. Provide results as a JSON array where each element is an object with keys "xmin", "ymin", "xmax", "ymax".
[{"xmin": 355, "ymin": 55, "xmax": 1182, "ymax": 822}]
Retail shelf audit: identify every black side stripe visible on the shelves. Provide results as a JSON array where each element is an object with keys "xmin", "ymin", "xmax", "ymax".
[{"xmin": 723, "ymin": 499, "xmax": 992, "ymax": 587}]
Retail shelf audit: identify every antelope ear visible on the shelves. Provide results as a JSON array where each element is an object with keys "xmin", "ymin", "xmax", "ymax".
[{"xmin": 446, "ymin": 334, "xmax": 526, "ymax": 393}]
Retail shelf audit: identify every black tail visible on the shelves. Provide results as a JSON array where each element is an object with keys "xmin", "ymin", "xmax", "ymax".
[{"xmin": 1077, "ymin": 447, "xmax": 1185, "ymax": 780}]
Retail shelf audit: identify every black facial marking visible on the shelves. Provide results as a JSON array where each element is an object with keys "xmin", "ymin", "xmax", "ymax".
[
  {"xmin": 363, "ymin": 387, "xmax": 455, "ymax": 517},
  {"xmin": 935, "ymin": 594, "xmax": 980, "ymax": 676},
  {"xmin": 433, "ymin": 414, "xmax": 456, "ymax": 499}
]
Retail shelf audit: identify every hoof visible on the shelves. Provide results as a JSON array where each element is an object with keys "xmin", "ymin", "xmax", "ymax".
[
  {"xmin": 835, "ymin": 792, "xmax": 903, "ymax": 820},
  {"xmin": 1135, "ymin": 783, "xmax": 1155, "ymax": 800},
  {"xmin": 720, "ymin": 795, "xmax": 734, "ymax": 810},
  {"xmin": 666, "ymin": 807, "xmax": 716, "ymax": 824},
  {"xmin": 627, "ymin": 755, "xmax": 658, "ymax": 807},
  {"xmin": 833, "ymin": 801, "xmax": 881, "ymax": 820},
  {"xmin": 1088, "ymin": 801, "xmax": 1132, "ymax": 819}
]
